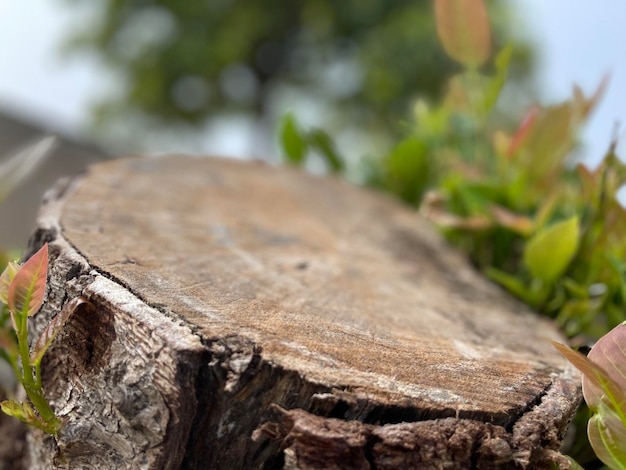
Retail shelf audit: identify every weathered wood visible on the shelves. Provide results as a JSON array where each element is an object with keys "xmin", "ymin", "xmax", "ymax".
[{"xmin": 23, "ymin": 156, "xmax": 579, "ymax": 468}]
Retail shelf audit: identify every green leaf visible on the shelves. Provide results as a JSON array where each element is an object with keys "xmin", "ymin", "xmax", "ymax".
[
  {"xmin": 523, "ymin": 217, "xmax": 579, "ymax": 283},
  {"xmin": 1, "ymin": 399, "xmax": 37, "ymax": 421},
  {"xmin": 434, "ymin": 0, "xmax": 491, "ymax": 68},
  {"xmin": 485, "ymin": 267, "xmax": 532, "ymax": 302},
  {"xmin": 308, "ymin": 129, "xmax": 344, "ymax": 173},
  {"xmin": 565, "ymin": 457, "xmax": 585, "ymax": 470},
  {"xmin": 533, "ymin": 191, "xmax": 559, "ymax": 231},
  {"xmin": 588, "ymin": 406, "xmax": 626, "ymax": 470},
  {"xmin": 519, "ymin": 81, "xmax": 605, "ymax": 186},
  {"xmin": 481, "ymin": 43, "xmax": 513, "ymax": 113},
  {"xmin": 279, "ymin": 113, "xmax": 307, "ymax": 165},
  {"xmin": 557, "ymin": 299, "xmax": 602, "ymax": 338},
  {"xmin": 0, "ymin": 261, "xmax": 20, "ymax": 305},
  {"xmin": 31, "ymin": 297, "xmax": 92, "ymax": 365},
  {"xmin": 385, "ymin": 137, "xmax": 431, "ymax": 205},
  {"xmin": 0, "ymin": 399, "xmax": 57, "ymax": 434},
  {"xmin": 7, "ymin": 244, "xmax": 48, "ymax": 319}
]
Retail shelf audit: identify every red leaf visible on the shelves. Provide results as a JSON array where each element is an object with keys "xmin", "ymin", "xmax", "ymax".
[
  {"xmin": 507, "ymin": 107, "xmax": 539, "ymax": 157},
  {"xmin": 8, "ymin": 244, "xmax": 48, "ymax": 317},
  {"xmin": 31, "ymin": 297, "xmax": 92, "ymax": 365},
  {"xmin": 434, "ymin": 0, "xmax": 491, "ymax": 68}
]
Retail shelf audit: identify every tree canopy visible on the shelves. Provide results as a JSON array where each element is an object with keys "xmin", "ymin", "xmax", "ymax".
[{"xmin": 65, "ymin": 0, "xmax": 533, "ymax": 147}]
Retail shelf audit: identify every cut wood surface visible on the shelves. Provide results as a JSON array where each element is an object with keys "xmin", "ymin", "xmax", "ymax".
[{"xmin": 25, "ymin": 156, "xmax": 579, "ymax": 469}]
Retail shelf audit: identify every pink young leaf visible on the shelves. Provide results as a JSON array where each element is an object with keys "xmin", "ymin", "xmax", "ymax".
[
  {"xmin": 584, "ymin": 323, "xmax": 626, "ymax": 413},
  {"xmin": 31, "ymin": 297, "xmax": 93, "ymax": 365},
  {"xmin": 553, "ymin": 335, "xmax": 626, "ymax": 469},
  {"xmin": 552, "ymin": 342, "xmax": 625, "ymax": 412},
  {"xmin": 7, "ymin": 244, "xmax": 48, "ymax": 318},
  {"xmin": 434, "ymin": 0, "xmax": 491, "ymax": 68}
]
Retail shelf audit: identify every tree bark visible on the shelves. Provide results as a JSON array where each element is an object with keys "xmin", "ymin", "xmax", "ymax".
[{"xmin": 22, "ymin": 156, "xmax": 579, "ymax": 469}]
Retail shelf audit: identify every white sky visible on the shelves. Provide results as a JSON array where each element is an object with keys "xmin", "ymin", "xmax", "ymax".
[
  {"xmin": 0, "ymin": 1, "xmax": 625, "ymax": 163},
  {"xmin": 0, "ymin": 1, "xmax": 98, "ymax": 135},
  {"xmin": 520, "ymin": 1, "xmax": 626, "ymax": 165}
]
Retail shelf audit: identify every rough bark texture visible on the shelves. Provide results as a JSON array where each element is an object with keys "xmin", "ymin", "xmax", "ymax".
[
  {"xmin": 0, "ymin": 395, "xmax": 27, "ymax": 470},
  {"xmin": 18, "ymin": 156, "xmax": 579, "ymax": 469}
]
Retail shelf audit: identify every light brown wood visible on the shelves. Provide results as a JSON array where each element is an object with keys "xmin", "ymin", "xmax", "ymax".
[{"xmin": 24, "ymin": 156, "xmax": 579, "ymax": 469}]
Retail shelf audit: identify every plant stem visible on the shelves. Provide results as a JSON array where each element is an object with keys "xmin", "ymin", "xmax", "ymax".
[{"xmin": 16, "ymin": 307, "xmax": 59, "ymax": 432}]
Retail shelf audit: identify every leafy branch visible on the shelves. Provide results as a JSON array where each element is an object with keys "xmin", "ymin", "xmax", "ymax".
[{"xmin": 0, "ymin": 244, "xmax": 86, "ymax": 434}]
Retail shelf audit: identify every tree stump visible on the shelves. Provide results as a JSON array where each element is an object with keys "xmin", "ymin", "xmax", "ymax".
[{"xmin": 24, "ymin": 156, "xmax": 579, "ymax": 469}]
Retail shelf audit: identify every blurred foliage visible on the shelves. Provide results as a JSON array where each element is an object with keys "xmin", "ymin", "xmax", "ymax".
[
  {"xmin": 281, "ymin": 0, "xmax": 623, "ymax": 347},
  {"xmin": 282, "ymin": 2, "xmax": 623, "ymax": 461},
  {"xmin": 63, "ymin": 0, "xmax": 533, "ymax": 142},
  {"xmin": 280, "ymin": 113, "xmax": 344, "ymax": 173}
]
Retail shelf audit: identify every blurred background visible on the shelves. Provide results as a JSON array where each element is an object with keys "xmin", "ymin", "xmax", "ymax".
[{"xmin": 0, "ymin": 0, "xmax": 624, "ymax": 247}]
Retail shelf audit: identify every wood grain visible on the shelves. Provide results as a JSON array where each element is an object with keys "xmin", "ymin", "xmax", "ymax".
[{"xmin": 24, "ymin": 156, "xmax": 579, "ymax": 469}]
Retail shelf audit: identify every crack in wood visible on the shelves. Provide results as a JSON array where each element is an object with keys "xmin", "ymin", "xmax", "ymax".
[{"xmin": 12, "ymin": 156, "xmax": 581, "ymax": 469}]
